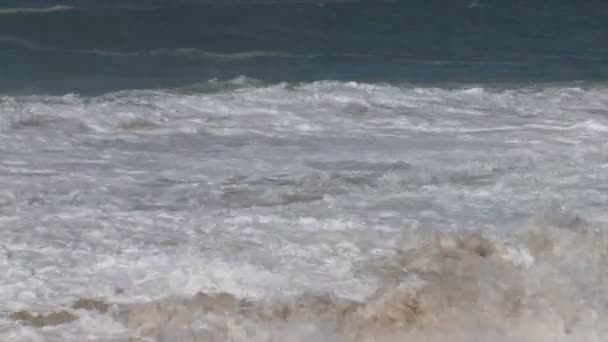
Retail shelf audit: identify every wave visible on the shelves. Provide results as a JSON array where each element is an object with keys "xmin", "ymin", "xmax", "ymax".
[
  {"xmin": 8, "ymin": 223, "xmax": 608, "ymax": 341},
  {"xmin": 0, "ymin": 35, "xmax": 53, "ymax": 51},
  {"xmin": 2, "ymin": 81, "xmax": 608, "ymax": 340},
  {"xmin": 88, "ymin": 48, "xmax": 321, "ymax": 61},
  {"xmin": 2, "ymin": 81, "xmax": 607, "ymax": 136},
  {"xmin": 0, "ymin": 5, "xmax": 73, "ymax": 15},
  {"xmin": 0, "ymin": 35, "xmax": 319, "ymax": 61}
]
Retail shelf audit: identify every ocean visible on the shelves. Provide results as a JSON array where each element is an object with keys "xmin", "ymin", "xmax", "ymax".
[{"xmin": 1, "ymin": 0, "xmax": 608, "ymax": 341}]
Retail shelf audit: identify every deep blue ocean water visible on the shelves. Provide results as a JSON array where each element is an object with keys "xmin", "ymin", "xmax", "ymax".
[{"xmin": 1, "ymin": 0, "xmax": 607, "ymax": 94}]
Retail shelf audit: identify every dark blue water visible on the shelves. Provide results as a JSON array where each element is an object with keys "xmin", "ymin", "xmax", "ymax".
[{"xmin": 1, "ymin": 0, "xmax": 607, "ymax": 94}]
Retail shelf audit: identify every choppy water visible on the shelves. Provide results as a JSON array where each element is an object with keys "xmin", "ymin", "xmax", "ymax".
[
  {"xmin": 2, "ymin": 0, "xmax": 608, "ymax": 94},
  {"xmin": 1, "ymin": 1, "xmax": 608, "ymax": 341}
]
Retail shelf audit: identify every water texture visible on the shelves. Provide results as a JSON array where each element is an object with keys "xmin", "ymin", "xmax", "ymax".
[{"xmin": 1, "ymin": 1, "xmax": 608, "ymax": 341}]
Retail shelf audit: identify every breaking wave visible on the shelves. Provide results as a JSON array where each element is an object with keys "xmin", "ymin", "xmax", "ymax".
[{"xmin": 7, "ymin": 223, "xmax": 608, "ymax": 341}]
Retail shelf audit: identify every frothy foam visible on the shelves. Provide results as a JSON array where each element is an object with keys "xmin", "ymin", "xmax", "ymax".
[
  {"xmin": 6, "ymin": 224, "xmax": 608, "ymax": 341},
  {"xmin": 2, "ymin": 82, "xmax": 608, "ymax": 341}
]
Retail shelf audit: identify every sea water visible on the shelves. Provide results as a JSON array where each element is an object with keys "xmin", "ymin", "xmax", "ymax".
[{"xmin": 1, "ymin": 1, "xmax": 608, "ymax": 341}]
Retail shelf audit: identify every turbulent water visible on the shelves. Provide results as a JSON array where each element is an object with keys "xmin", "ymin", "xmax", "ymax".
[{"xmin": 1, "ymin": 1, "xmax": 608, "ymax": 341}]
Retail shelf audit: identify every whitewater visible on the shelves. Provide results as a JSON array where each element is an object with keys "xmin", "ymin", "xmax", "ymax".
[{"xmin": 1, "ymin": 79, "xmax": 608, "ymax": 341}]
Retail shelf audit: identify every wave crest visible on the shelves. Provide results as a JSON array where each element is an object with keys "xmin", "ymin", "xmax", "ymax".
[
  {"xmin": 0, "ymin": 6, "xmax": 73, "ymax": 15},
  {"xmin": 0, "ymin": 35, "xmax": 319, "ymax": 61}
]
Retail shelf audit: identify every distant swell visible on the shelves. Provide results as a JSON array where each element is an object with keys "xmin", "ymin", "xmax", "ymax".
[
  {"xmin": 0, "ymin": 6, "xmax": 73, "ymax": 15},
  {"xmin": 2, "ymin": 0, "xmax": 607, "ymax": 94},
  {"xmin": 89, "ymin": 48, "xmax": 321, "ymax": 61},
  {"xmin": 0, "ymin": 35, "xmax": 319, "ymax": 61}
]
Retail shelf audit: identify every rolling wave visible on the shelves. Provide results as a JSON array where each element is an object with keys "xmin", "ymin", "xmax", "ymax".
[
  {"xmin": 0, "ymin": 5, "xmax": 73, "ymax": 15},
  {"xmin": 86, "ymin": 48, "xmax": 321, "ymax": 60},
  {"xmin": 0, "ymin": 35, "xmax": 319, "ymax": 61}
]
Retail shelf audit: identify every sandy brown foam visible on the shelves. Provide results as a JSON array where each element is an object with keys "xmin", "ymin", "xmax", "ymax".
[
  {"xmin": 10, "ymin": 224, "xmax": 608, "ymax": 341},
  {"xmin": 9, "ymin": 310, "xmax": 78, "ymax": 327}
]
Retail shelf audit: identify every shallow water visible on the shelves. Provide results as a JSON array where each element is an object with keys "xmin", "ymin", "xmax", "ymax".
[{"xmin": 1, "ymin": 82, "xmax": 608, "ymax": 340}]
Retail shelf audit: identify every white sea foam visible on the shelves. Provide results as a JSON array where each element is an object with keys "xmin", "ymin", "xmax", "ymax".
[{"xmin": 1, "ymin": 81, "xmax": 608, "ymax": 340}]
